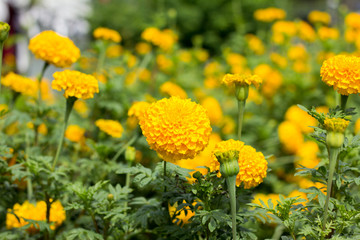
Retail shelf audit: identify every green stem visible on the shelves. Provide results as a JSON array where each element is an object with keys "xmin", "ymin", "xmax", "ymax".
[
  {"xmin": 237, "ymin": 100, "xmax": 246, "ymax": 140},
  {"xmin": 25, "ymin": 133, "xmax": 33, "ymax": 201},
  {"xmin": 340, "ymin": 94, "xmax": 348, "ymax": 112},
  {"xmin": 37, "ymin": 62, "xmax": 49, "ymax": 103},
  {"xmin": 96, "ymin": 42, "xmax": 107, "ymax": 75},
  {"xmin": 272, "ymin": 225, "xmax": 285, "ymax": 240},
  {"xmin": 111, "ymin": 134, "xmax": 138, "ymax": 161},
  {"xmin": 226, "ymin": 175, "xmax": 237, "ymax": 240},
  {"xmin": 164, "ymin": 161, "xmax": 167, "ymax": 192},
  {"xmin": 322, "ymin": 147, "xmax": 340, "ymax": 232},
  {"xmin": 52, "ymin": 97, "xmax": 76, "ymax": 170}
]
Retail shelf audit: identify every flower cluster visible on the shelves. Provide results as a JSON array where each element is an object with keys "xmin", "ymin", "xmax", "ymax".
[
  {"xmin": 52, "ymin": 70, "xmax": 99, "ymax": 99},
  {"xmin": 65, "ymin": 125, "xmax": 86, "ymax": 143},
  {"xmin": 222, "ymin": 73, "xmax": 262, "ymax": 88},
  {"xmin": 28, "ymin": 30, "xmax": 80, "ymax": 68},
  {"xmin": 308, "ymin": 10, "xmax": 331, "ymax": 25},
  {"xmin": 95, "ymin": 119, "xmax": 124, "ymax": 138},
  {"xmin": 93, "ymin": 27, "xmax": 121, "ymax": 43},
  {"xmin": 139, "ymin": 97, "xmax": 211, "ymax": 162},
  {"xmin": 211, "ymin": 139, "xmax": 267, "ymax": 189},
  {"xmin": 2, "ymin": 72, "xmax": 37, "ymax": 96},
  {"xmin": 6, "ymin": 200, "xmax": 66, "ymax": 232},
  {"xmin": 141, "ymin": 27, "xmax": 177, "ymax": 51},
  {"xmin": 320, "ymin": 55, "xmax": 360, "ymax": 95}
]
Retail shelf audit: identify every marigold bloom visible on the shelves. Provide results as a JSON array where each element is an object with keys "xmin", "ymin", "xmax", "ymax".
[
  {"xmin": 254, "ymin": 64, "xmax": 282, "ymax": 98},
  {"xmin": 345, "ymin": 12, "xmax": 360, "ymax": 29},
  {"xmin": 6, "ymin": 200, "xmax": 66, "ymax": 232},
  {"xmin": 52, "ymin": 70, "xmax": 99, "ymax": 99},
  {"xmin": 106, "ymin": 45, "xmax": 123, "ymax": 58},
  {"xmin": 211, "ymin": 140, "xmax": 267, "ymax": 189},
  {"xmin": 65, "ymin": 125, "xmax": 86, "ymax": 143},
  {"xmin": 135, "ymin": 42, "xmax": 152, "ymax": 55},
  {"xmin": 285, "ymin": 105, "xmax": 317, "ymax": 133},
  {"xmin": 318, "ymin": 27, "xmax": 339, "ymax": 40},
  {"xmin": 1, "ymin": 72, "xmax": 37, "ymax": 96},
  {"xmin": 245, "ymin": 34, "xmax": 265, "ymax": 55},
  {"xmin": 139, "ymin": 97, "xmax": 211, "ymax": 162},
  {"xmin": 272, "ymin": 21, "xmax": 297, "ymax": 44},
  {"xmin": 222, "ymin": 73, "xmax": 262, "ymax": 88},
  {"xmin": 179, "ymin": 50, "xmax": 192, "ymax": 63},
  {"xmin": 355, "ymin": 118, "xmax": 360, "ymax": 134},
  {"xmin": 287, "ymin": 45, "xmax": 308, "ymax": 61},
  {"xmin": 93, "ymin": 27, "xmax": 121, "ymax": 43},
  {"xmin": 168, "ymin": 201, "xmax": 197, "ymax": 226},
  {"xmin": 295, "ymin": 141, "xmax": 320, "ymax": 169},
  {"xmin": 28, "ymin": 30, "xmax": 80, "ymax": 68},
  {"xmin": 297, "ymin": 21, "xmax": 316, "ymax": 42},
  {"xmin": 95, "ymin": 119, "xmax": 123, "ymax": 138},
  {"xmin": 194, "ymin": 49, "xmax": 209, "ymax": 62},
  {"xmin": 308, "ymin": 11, "xmax": 331, "ymax": 25},
  {"xmin": 160, "ymin": 81, "xmax": 187, "ymax": 99},
  {"xmin": 128, "ymin": 101, "xmax": 150, "ymax": 121},
  {"xmin": 278, "ymin": 121, "xmax": 304, "ymax": 154},
  {"xmin": 253, "ymin": 8, "xmax": 286, "ymax": 22},
  {"xmin": 324, "ymin": 117, "xmax": 349, "ymax": 133},
  {"xmin": 141, "ymin": 27, "xmax": 177, "ymax": 51},
  {"xmin": 156, "ymin": 54, "xmax": 173, "ymax": 72},
  {"xmin": 201, "ymin": 96, "xmax": 223, "ymax": 126},
  {"xmin": 73, "ymin": 100, "xmax": 89, "ymax": 118},
  {"xmin": 270, "ymin": 53, "xmax": 287, "ymax": 68},
  {"xmin": 320, "ymin": 55, "xmax": 360, "ymax": 95}
]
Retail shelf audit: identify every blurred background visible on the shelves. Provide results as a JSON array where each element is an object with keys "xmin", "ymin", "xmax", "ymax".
[{"xmin": 1, "ymin": 0, "xmax": 360, "ymax": 74}]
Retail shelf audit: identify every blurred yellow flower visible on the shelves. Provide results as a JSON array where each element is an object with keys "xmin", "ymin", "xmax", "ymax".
[
  {"xmin": 295, "ymin": 141, "xmax": 320, "ymax": 169},
  {"xmin": 297, "ymin": 21, "xmax": 316, "ymax": 42},
  {"xmin": 127, "ymin": 54, "xmax": 137, "ymax": 68},
  {"xmin": 287, "ymin": 45, "xmax": 308, "ymax": 61},
  {"xmin": 168, "ymin": 201, "xmax": 197, "ymax": 226},
  {"xmin": 96, "ymin": 119, "xmax": 124, "ymax": 138},
  {"xmin": 141, "ymin": 27, "xmax": 177, "ymax": 51},
  {"xmin": 179, "ymin": 50, "xmax": 192, "ymax": 63},
  {"xmin": 160, "ymin": 81, "xmax": 187, "ymax": 99},
  {"xmin": 345, "ymin": 12, "xmax": 360, "ymax": 29},
  {"xmin": 254, "ymin": 64, "xmax": 283, "ymax": 98},
  {"xmin": 278, "ymin": 121, "xmax": 304, "ymax": 154},
  {"xmin": 200, "ymin": 96, "xmax": 223, "ymax": 126},
  {"xmin": 254, "ymin": 8, "xmax": 286, "ymax": 22},
  {"xmin": 308, "ymin": 11, "xmax": 331, "ymax": 25},
  {"xmin": 52, "ymin": 70, "xmax": 99, "ymax": 99},
  {"xmin": 285, "ymin": 105, "xmax": 316, "ymax": 133},
  {"xmin": 135, "ymin": 42, "xmax": 152, "ymax": 55},
  {"xmin": 156, "ymin": 54, "xmax": 173, "ymax": 72},
  {"xmin": 272, "ymin": 21, "xmax": 297, "ymax": 44},
  {"xmin": 225, "ymin": 53, "xmax": 246, "ymax": 68},
  {"xmin": 194, "ymin": 49, "xmax": 209, "ymax": 62},
  {"xmin": 318, "ymin": 27, "xmax": 339, "ymax": 40},
  {"xmin": 355, "ymin": 118, "xmax": 360, "ymax": 134},
  {"xmin": 74, "ymin": 100, "xmax": 89, "ymax": 118},
  {"xmin": 93, "ymin": 27, "xmax": 121, "ymax": 43},
  {"xmin": 138, "ymin": 68, "xmax": 151, "ymax": 82},
  {"xmin": 270, "ymin": 53, "xmax": 288, "ymax": 68},
  {"xmin": 245, "ymin": 34, "xmax": 265, "ymax": 55},
  {"xmin": 6, "ymin": 200, "xmax": 65, "ymax": 232},
  {"xmin": 139, "ymin": 97, "xmax": 211, "ymax": 162},
  {"xmin": 28, "ymin": 30, "xmax": 80, "ymax": 68},
  {"xmin": 211, "ymin": 140, "xmax": 268, "ymax": 189},
  {"xmin": 2, "ymin": 72, "xmax": 37, "ymax": 96},
  {"xmin": 128, "ymin": 101, "xmax": 150, "ymax": 121},
  {"xmin": 65, "ymin": 125, "xmax": 86, "ymax": 143},
  {"xmin": 320, "ymin": 55, "xmax": 360, "ymax": 95},
  {"xmin": 106, "ymin": 45, "xmax": 123, "ymax": 58}
]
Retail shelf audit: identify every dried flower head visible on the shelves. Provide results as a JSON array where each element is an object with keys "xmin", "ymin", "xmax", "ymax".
[
  {"xmin": 28, "ymin": 30, "xmax": 80, "ymax": 68},
  {"xmin": 52, "ymin": 70, "xmax": 99, "ymax": 99},
  {"xmin": 139, "ymin": 97, "xmax": 211, "ymax": 162}
]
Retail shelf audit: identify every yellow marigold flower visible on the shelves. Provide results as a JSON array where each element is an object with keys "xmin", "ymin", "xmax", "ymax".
[
  {"xmin": 194, "ymin": 48, "xmax": 209, "ymax": 62},
  {"xmin": 308, "ymin": 11, "xmax": 331, "ymax": 25},
  {"xmin": 125, "ymin": 71, "xmax": 136, "ymax": 86},
  {"xmin": 179, "ymin": 50, "xmax": 192, "ymax": 63},
  {"xmin": 65, "ymin": 125, "xmax": 86, "ymax": 143},
  {"xmin": 175, "ymin": 133, "xmax": 222, "ymax": 183},
  {"xmin": 156, "ymin": 54, "xmax": 173, "ymax": 72},
  {"xmin": 168, "ymin": 200, "xmax": 197, "ymax": 226},
  {"xmin": 254, "ymin": 64, "xmax": 282, "ymax": 98},
  {"xmin": 285, "ymin": 105, "xmax": 317, "ymax": 133},
  {"xmin": 160, "ymin": 81, "xmax": 187, "ymax": 99},
  {"xmin": 355, "ymin": 118, "xmax": 360, "ymax": 134},
  {"xmin": 127, "ymin": 54, "xmax": 137, "ymax": 68},
  {"xmin": 297, "ymin": 21, "xmax": 316, "ymax": 42},
  {"xmin": 200, "ymin": 96, "xmax": 223, "ymax": 126},
  {"xmin": 141, "ymin": 27, "xmax": 177, "ymax": 51},
  {"xmin": 1, "ymin": 72, "xmax": 37, "ymax": 96},
  {"xmin": 139, "ymin": 96, "xmax": 212, "ymax": 162},
  {"xmin": 93, "ymin": 27, "xmax": 121, "ymax": 43},
  {"xmin": 222, "ymin": 73, "xmax": 262, "ymax": 88},
  {"xmin": 287, "ymin": 190, "xmax": 308, "ymax": 205},
  {"xmin": 138, "ymin": 68, "xmax": 151, "ymax": 82},
  {"xmin": 203, "ymin": 76, "xmax": 220, "ymax": 89},
  {"xmin": 95, "ymin": 119, "xmax": 124, "ymax": 138},
  {"xmin": 135, "ymin": 42, "xmax": 152, "ymax": 55},
  {"xmin": 128, "ymin": 101, "xmax": 150, "ymax": 121},
  {"xmin": 245, "ymin": 34, "xmax": 265, "ymax": 55},
  {"xmin": 272, "ymin": 21, "xmax": 297, "ymax": 44},
  {"xmin": 324, "ymin": 117, "xmax": 349, "ymax": 133},
  {"xmin": 225, "ymin": 53, "xmax": 246, "ymax": 67},
  {"xmin": 270, "ymin": 53, "xmax": 288, "ymax": 68},
  {"xmin": 295, "ymin": 141, "xmax": 320, "ymax": 169},
  {"xmin": 28, "ymin": 30, "xmax": 80, "ymax": 68},
  {"xmin": 106, "ymin": 45, "xmax": 123, "ymax": 58},
  {"xmin": 6, "ymin": 200, "xmax": 66, "ymax": 232},
  {"xmin": 221, "ymin": 115, "xmax": 236, "ymax": 135},
  {"xmin": 252, "ymin": 193, "xmax": 280, "ymax": 209},
  {"xmin": 211, "ymin": 140, "xmax": 267, "ymax": 189},
  {"xmin": 74, "ymin": 100, "xmax": 89, "ymax": 118},
  {"xmin": 318, "ymin": 27, "xmax": 339, "ymax": 40},
  {"xmin": 288, "ymin": 45, "xmax": 308, "ymax": 61},
  {"xmin": 320, "ymin": 55, "xmax": 360, "ymax": 95},
  {"xmin": 248, "ymin": 88, "xmax": 263, "ymax": 105},
  {"xmin": 296, "ymin": 177, "xmax": 326, "ymax": 194},
  {"xmin": 141, "ymin": 27, "xmax": 161, "ymax": 42},
  {"xmin": 52, "ymin": 70, "xmax": 99, "ymax": 99},
  {"xmin": 293, "ymin": 61, "xmax": 311, "ymax": 73},
  {"xmin": 253, "ymin": 7, "xmax": 286, "ymax": 22},
  {"xmin": 345, "ymin": 12, "xmax": 360, "ymax": 29},
  {"xmin": 278, "ymin": 121, "xmax": 304, "ymax": 154}
]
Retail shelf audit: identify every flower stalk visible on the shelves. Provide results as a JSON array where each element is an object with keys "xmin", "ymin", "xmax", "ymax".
[
  {"xmin": 340, "ymin": 94, "xmax": 348, "ymax": 112},
  {"xmin": 37, "ymin": 62, "xmax": 49, "ymax": 103},
  {"xmin": 235, "ymin": 84, "xmax": 248, "ymax": 140},
  {"xmin": 52, "ymin": 97, "xmax": 76, "ymax": 170}
]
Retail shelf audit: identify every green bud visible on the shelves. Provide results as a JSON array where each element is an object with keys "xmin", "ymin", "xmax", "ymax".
[
  {"xmin": 125, "ymin": 146, "xmax": 136, "ymax": 163},
  {"xmin": 0, "ymin": 22, "xmax": 10, "ymax": 43},
  {"xmin": 214, "ymin": 150, "xmax": 239, "ymax": 178},
  {"xmin": 107, "ymin": 193, "xmax": 114, "ymax": 201},
  {"xmin": 326, "ymin": 132, "xmax": 344, "ymax": 148},
  {"xmin": 235, "ymin": 84, "xmax": 249, "ymax": 102}
]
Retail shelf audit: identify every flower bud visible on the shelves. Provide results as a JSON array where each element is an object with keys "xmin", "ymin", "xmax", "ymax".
[
  {"xmin": 235, "ymin": 84, "xmax": 249, "ymax": 102},
  {"xmin": 214, "ymin": 150, "xmax": 240, "ymax": 178},
  {"xmin": 326, "ymin": 132, "xmax": 344, "ymax": 148},
  {"xmin": 0, "ymin": 22, "xmax": 10, "ymax": 43},
  {"xmin": 125, "ymin": 146, "xmax": 136, "ymax": 163},
  {"xmin": 107, "ymin": 193, "xmax": 114, "ymax": 201}
]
